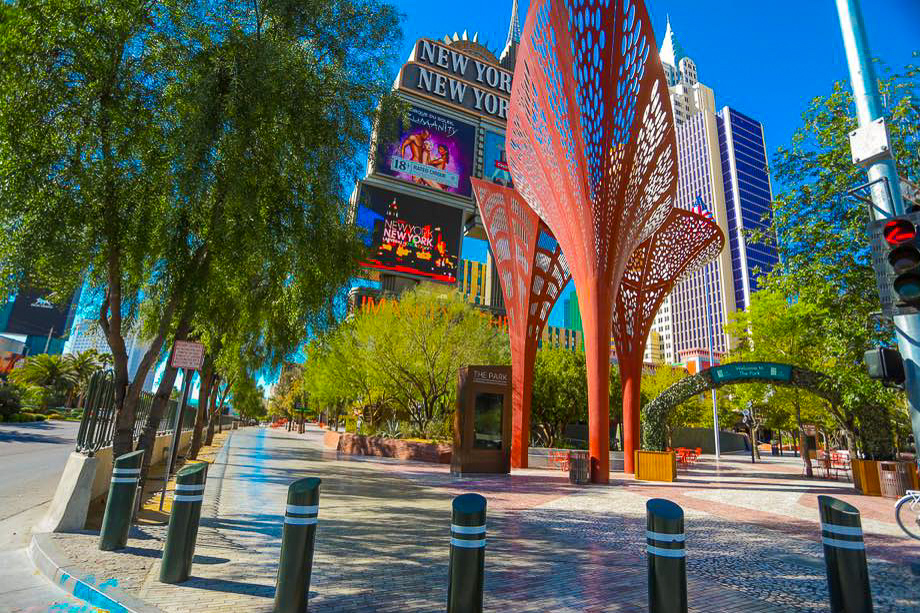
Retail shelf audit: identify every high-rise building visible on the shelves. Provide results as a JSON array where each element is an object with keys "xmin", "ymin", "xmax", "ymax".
[
  {"xmin": 648, "ymin": 19, "xmax": 777, "ymax": 365},
  {"xmin": 562, "ymin": 293, "xmax": 583, "ymax": 333},
  {"xmin": 67, "ymin": 318, "xmax": 156, "ymax": 390},
  {"xmin": 457, "ymin": 258, "xmax": 494, "ymax": 306}
]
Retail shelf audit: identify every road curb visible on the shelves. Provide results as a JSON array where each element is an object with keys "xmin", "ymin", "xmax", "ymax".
[{"xmin": 30, "ymin": 532, "xmax": 165, "ymax": 613}]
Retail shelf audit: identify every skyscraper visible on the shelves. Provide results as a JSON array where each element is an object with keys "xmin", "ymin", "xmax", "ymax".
[{"xmin": 647, "ymin": 19, "xmax": 777, "ymax": 365}]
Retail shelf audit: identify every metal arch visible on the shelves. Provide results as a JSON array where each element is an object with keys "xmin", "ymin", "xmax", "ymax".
[
  {"xmin": 642, "ymin": 363, "xmax": 842, "ymax": 451},
  {"xmin": 613, "ymin": 207, "xmax": 725, "ymax": 470},
  {"xmin": 508, "ymin": 0, "xmax": 677, "ymax": 482},
  {"xmin": 472, "ymin": 179, "xmax": 571, "ymax": 468}
]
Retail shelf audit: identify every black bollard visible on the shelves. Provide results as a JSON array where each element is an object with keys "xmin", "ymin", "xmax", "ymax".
[
  {"xmin": 646, "ymin": 498, "xmax": 687, "ymax": 613},
  {"xmin": 447, "ymin": 493, "xmax": 487, "ymax": 613},
  {"xmin": 817, "ymin": 495, "xmax": 873, "ymax": 612},
  {"xmin": 159, "ymin": 462, "xmax": 208, "ymax": 583},
  {"xmin": 99, "ymin": 449, "xmax": 145, "ymax": 551},
  {"xmin": 274, "ymin": 477, "xmax": 321, "ymax": 613}
]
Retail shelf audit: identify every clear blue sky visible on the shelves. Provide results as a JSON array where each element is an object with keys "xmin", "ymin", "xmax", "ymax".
[{"xmin": 416, "ymin": 0, "xmax": 919, "ymax": 325}]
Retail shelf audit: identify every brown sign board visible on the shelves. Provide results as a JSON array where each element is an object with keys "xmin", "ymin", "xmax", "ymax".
[{"xmin": 171, "ymin": 340, "xmax": 205, "ymax": 370}]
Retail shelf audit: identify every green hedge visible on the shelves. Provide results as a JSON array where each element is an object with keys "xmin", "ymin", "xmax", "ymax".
[{"xmin": 0, "ymin": 412, "xmax": 47, "ymax": 423}]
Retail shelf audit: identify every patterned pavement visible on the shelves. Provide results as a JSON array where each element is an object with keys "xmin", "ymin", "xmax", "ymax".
[{"xmin": 45, "ymin": 426, "xmax": 919, "ymax": 612}]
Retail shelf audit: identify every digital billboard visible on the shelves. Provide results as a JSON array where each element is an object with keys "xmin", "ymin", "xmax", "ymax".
[
  {"xmin": 375, "ymin": 106, "xmax": 476, "ymax": 198},
  {"xmin": 483, "ymin": 130, "xmax": 513, "ymax": 188},
  {"xmin": 356, "ymin": 184, "xmax": 463, "ymax": 283},
  {"xmin": 5, "ymin": 289, "xmax": 74, "ymax": 337}
]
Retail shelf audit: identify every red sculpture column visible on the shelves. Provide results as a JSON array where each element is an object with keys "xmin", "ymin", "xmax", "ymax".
[
  {"xmin": 507, "ymin": 0, "xmax": 677, "ymax": 482},
  {"xmin": 613, "ymin": 208, "xmax": 725, "ymax": 472},
  {"xmin": 471, "ymin": 179, "xmax": 571, "ymax": 468}
]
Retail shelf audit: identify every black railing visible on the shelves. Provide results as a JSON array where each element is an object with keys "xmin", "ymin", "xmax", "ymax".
[{"xmin": 76, "ymin": 370, "xmax": 186, "ymax": 455}]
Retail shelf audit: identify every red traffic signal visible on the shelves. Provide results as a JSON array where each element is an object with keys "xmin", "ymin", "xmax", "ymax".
[{"xmin": 884, "ymin": 218, "xmax": 917, "ymax": 246}]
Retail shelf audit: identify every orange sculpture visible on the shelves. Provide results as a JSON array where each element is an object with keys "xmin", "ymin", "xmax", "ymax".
[
  {"xmin": 507, "ymin": 0, "xmax": 677, "ymax": 481},
  {"xmin": 471, "ymin": 179, "xmax": 571, "ymax": 468},
  {"xmin": 613, "ymin": 207, "xmax": 725, "ymax": 472}
]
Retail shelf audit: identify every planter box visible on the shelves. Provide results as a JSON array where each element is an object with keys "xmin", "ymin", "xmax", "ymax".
[
  {"xmin": 634, "ymin": 450, "xmax": 676, "ymax": 482},
  {"xmin": 323, "ymin": 429, "xmax": 342, "ymax": 449},
  {"xmin": 336, "ymin": 433, "xmax": 451, "ymax": 464},
  {"xmin": 852, "ymin": 459, "xmax": 882, "ymax": 496}
]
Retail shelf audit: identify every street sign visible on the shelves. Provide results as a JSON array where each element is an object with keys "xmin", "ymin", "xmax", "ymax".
[
  {"xmin": 710, "ymin": 362, "xmax": 792, "ymax": 384},
  {"xmin": 803, "ymin": 424, "xmax": 817, "ymax": 436},
  {"xmin": 171, "ymin": 341, "xmax": 205, "ymax": 370}
]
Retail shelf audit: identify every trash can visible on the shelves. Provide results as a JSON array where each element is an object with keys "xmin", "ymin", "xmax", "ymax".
[
  {"xmin": 878, "ymin": 461, "xmax": 910, "ymax": 498},
  {"xmin": 568, "ymin": 451, "xmax": 590, "ymax": 485}
]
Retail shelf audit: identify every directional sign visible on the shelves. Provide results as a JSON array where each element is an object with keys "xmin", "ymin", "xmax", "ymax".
[
  {"xmin": 171, "ymin": 340, "xmax": 205, "ymax": 370},
  {"xmin": 710, "ymin": 362, "xmax": 792, "ymax": 384}
]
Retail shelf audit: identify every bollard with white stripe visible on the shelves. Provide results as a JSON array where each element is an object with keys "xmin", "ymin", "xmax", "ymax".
[
  {"xmin": 99, "ymin": 450, "xmax": 145, "ymax": 551},
  {"xmin": 274, "ymin": 477, "xmax": 321, "ymax": 613},
  {"xmin": 447, "ymin": 493, "xmax": 487, "ymax": 613},
  {"xmin": 646, "ymin": 498, "xmax": 687, "ymax": 613},
  {"xmin": 159, "ymin": 462, "xmax": 208, "ymax": 583},
  {"xmin": 817, "ymin": 495, "xmax": 873, "ymax": 612}
]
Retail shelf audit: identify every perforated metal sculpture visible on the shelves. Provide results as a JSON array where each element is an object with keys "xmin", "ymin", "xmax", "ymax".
[
  {"xmin": 507, "ymin": 0, "xmax": 677, "ymax": 481},
  {"xmin": 471, "ymin": 178, "xmax": 571, "ymax": 468},
  {"xmin": 612, "ymin": 207, "xmax": 724, "ymax": 472}
]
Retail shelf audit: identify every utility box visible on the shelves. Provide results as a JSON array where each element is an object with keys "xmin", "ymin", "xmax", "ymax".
[{"xmin": 452, "ymin": 366, "xmax": 511, "ymax": 475}]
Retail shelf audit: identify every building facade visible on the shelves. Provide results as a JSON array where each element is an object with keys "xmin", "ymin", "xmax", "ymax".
[
  {"xmin": 67, "ymin": 318, "xmax": 156, "ymax": 390},
  {"xmin": 648, "ymin": 19, "xmax": 777, "ymax": 365},
  {"xmin": 457, "ymin": 257, "xmax": 494, "ymax": 305}
]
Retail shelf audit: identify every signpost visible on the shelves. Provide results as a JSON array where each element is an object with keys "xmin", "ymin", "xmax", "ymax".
[
  {"xmin": 710, "ymin": 362, "xmax": 793, "ymax": 384},
  {"xmin": 159, "ymin": 341, "xmax": 206, "ymax": 511}
]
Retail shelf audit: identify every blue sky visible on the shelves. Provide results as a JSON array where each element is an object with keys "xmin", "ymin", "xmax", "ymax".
[{"xmin": 426, "ymin": 0, "xmax": 919, "ymax": 325}]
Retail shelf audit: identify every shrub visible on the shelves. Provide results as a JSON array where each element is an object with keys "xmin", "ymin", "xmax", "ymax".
[
  {"xmin": 0, "ymin": 383, "xmax": 22, "ymax": 419},
  {"xmin": 17, "ymin": 412, "xmax": 47, "ymax": 422}
]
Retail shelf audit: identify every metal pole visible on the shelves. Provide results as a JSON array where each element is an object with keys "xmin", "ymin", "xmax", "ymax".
[
  {"xmin": 160, "ymin": 368, "xmax": 190, "ymax": 511},
  {"xmin": 43, "ymin": 327, "xmax": 53, "ymax": 354},
  {"xmin": 835, "ymin": 0, "xmax": 920, "ymax": 459},
  {"xmin": 447, "ymin": 493, "xmax": 487, "ymax": 613},
  {"xmin": 703, "ymin": 263, "xmax": 721, "ymax": 458},
  {"xmin": 646, "ymin": 498, "xmax": 687, "ymax": 613},
  {"xmin": 274, "ymin": 477, "xmax": 321, "ymax": 613},
  {"xmin": 817, "ymin": 495, "xmax": 873, "ymax": 612}
]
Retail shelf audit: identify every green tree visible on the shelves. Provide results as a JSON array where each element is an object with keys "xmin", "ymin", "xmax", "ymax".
[
  {"xmin": 531, "ymin": 347, "xmax": 587, "ymax": 447},
  {"xmin": 9, "ymin": 354, "xmax": 77, "ymax": 409},
  {"xmin": 748, "ymin": 56, "xmax": 920, "ymax": 461},
  {"xmin": 1, "ymin": 0, "xmax": 403, "ymax": 460}
]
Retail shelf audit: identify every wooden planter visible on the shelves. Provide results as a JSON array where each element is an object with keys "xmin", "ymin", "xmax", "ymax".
[
  {"xmin": 634, "ymin": 450, "xmax": 677, "ymax": 482},
  {"xmin": 852, "ymin": 459, "xmax": 882, "ymax": 496}
]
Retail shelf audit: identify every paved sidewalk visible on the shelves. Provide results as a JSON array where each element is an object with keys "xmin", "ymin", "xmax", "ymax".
[{"xmin": 42, "ymin": 426, "xmax": 919, "ymax": 612}]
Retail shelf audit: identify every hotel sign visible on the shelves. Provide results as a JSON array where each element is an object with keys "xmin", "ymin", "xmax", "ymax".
[{"xmin": 398, "ymin": 38, "xmax": 513, "ymax": 122}]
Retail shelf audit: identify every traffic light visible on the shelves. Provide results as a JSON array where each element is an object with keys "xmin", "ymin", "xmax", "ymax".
[
  {"xmin": 883, "ymin": 217, "xmax": 920, "ymax": 307},
  {"xmin": 864, "ymin": 347, "xmax": 905, "ymax": 385}
]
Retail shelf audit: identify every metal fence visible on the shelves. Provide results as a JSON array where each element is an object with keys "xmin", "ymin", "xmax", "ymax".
[{"xmin": 75, "ymin": 370, "xmax": 189, "ymax": 454}]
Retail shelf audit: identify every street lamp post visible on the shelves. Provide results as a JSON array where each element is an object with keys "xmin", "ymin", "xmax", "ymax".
[{"xmin": 703, "ymin": 262, "xmax": 721, "ymax": 459}]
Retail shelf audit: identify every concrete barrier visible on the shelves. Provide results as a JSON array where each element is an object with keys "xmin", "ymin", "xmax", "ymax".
[{"xmin": 39, "ymin": 429, "xmax": 194, "ymax": 534}]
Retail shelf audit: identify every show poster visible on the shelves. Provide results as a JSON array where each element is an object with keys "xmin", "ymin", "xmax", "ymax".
[
  {"xmin": 483, "ymin": 130, "xmax": 513, "ymax": 188},
  {"xmin": 375, "ymin": 106, "xmax": 476, "ymax": 198},
  {"xmin": 356, "ymin": 184, "xmax": 463, "ymax": 283}
]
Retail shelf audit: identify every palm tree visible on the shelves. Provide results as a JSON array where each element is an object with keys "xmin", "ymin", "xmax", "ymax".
[
  {"xmin": 65, "ymin": 350, "xmax": 107, "ymax": 407},
  {"xmin": 9, "ymin": 354, "xmax": 78, "ymax": 410}
]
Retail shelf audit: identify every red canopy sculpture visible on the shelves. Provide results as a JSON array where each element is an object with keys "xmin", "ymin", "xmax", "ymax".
[
  {"xmin": 507, "ymin": 0, "xmax": 677, "ymax": 481},
  {"xmin": 471, "ymin": 178, "xmax": 571, "ymax": 468},
  {"xmin": 613, "ymin": 207, "xmax": 725, "ymax": 472}
]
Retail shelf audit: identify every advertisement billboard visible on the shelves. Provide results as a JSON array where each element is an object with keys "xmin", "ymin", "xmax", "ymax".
[
  {"xmin": 375, "ymin": 106, "xmax": 476, "ymax": 198},
  {"xmin": 483, "ymin": 130, "xmax": 513, "ymax": 188},
  {"xmin": 356, "ymin": 184, "xmax": 463, "ymax": 283},
  {"xmin": 5, "ymin": 289, "xmax": 74, "ymax": 337}
]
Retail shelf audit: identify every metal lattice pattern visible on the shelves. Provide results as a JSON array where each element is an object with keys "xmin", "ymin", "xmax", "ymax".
[
  {"xmin": 613, "ymin": 207, "xmax": 723, "ymax": 462},
  {"xmin": 472, "ymin": 179, "xmax": 570, "ymax": 468},
  {"xmin": 507, "ymin": 0, "xmax": 676, "ymax": 480},
  {"xmin": 613, "ymin": 207, "xmax": 724, "ymax": 361}
]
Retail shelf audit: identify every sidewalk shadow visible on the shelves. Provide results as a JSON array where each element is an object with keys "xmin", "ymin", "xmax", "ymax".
[{"xmin": 179, "ymin": 576, "xmax": 274, "ymax": 598}]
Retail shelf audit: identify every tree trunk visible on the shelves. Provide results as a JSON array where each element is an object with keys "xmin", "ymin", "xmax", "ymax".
[
  {"xmin": 206, "ymin": 396, "xmax": 218, "ymax": 445},
  {"xmin": 135, "ymin": 322, "xmax": 190, "ymax": 489},
  {"xmin": 795, "ymin": 391, "xmax": 813, "ymax": 477},
  {"xmin": 752, "ymin": 424, "xmax": 762, "ymax": 459},
  {"xmin": 188, "ymin": 356, "xmax": 214, "ymax": 460}
]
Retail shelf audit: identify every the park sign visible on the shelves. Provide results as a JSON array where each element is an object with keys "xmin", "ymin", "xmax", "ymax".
[
  {"xmin": 710, "ymin": 362, "xmax": 792, "ymax": 384},
  {"xmin": 397, "ymin": 38, "xmax": 513, "ymax": 122}
]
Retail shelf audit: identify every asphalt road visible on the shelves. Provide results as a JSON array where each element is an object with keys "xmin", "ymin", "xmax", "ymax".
[{"xmin": 0, "ymin": 420, "xmax": 85, "ymax": 611}]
